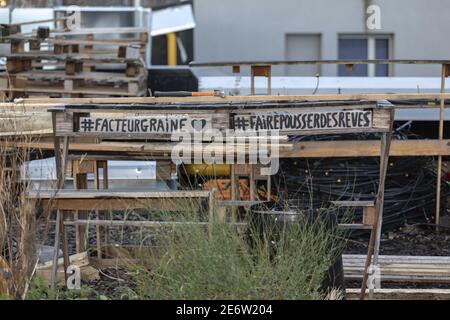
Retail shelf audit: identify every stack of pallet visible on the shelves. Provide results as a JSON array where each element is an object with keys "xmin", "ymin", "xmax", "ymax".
[
  {"xmin": 0, "ymin": 18, "xmax": 148, "ymax": 100},
  {"xmin": 343, "ymin": 254, "xmax": 450, "ymax": 283}
]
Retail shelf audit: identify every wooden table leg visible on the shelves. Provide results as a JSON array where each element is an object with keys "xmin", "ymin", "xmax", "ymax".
[
  {"xmin": 60, "ymin": 211, "xmax": 70, "ymax": 283},
  {"xmin": 101, "ymin": 161, "xmax": 110, "ymax": 257},
  {"xmin": 50, "ymin": 210, "xmax": 61, "ymax": 290},
  {"xmin": 94, "ymin": 161, "xmax": 102, "ymax": 259}
]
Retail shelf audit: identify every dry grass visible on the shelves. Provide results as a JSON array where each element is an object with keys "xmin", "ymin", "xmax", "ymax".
[
  {"xmin": 0, "ymin": 114, "xmax": 49, "ymax": 298},
  {"xmin": 126, "ymin": 204, "xmax": 346, "ymax": 300}
]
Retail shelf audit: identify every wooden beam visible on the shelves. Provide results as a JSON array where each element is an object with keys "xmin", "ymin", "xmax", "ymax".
[
  {"xmin": 4, "ymin": 139, "xmax": 450, "ymax": 158},
  {"xmin": 436, "ymin": 64, "xmax": 447, "ymax": 225},
  {"xmin": 331, "ymin": 201, "xmax": 374, "ymax": 207},
  {"xmin": 283, "ymin": 140, "xmax": 450, "ymax": 157},
  {"xmin": 190, "ymin": 59, "xmax": 450, "ymax": 67},
  {"xmin": 64, "ymin": 220, "xmax": 247, "ymax": 227},
  {"xmin": 3, "ymin": 93, "xmax": 450, "ymax": 107},
  {"xmin": 28, "ymin": 190, "xmax": 211, "ymax": 211},
  {"xmin": 28, "ymin": 190, "xmax": 212, "ymax": 199},
  {"xmin": 37, "ymin": 198, "xmax": 205, "ymax": 211}
]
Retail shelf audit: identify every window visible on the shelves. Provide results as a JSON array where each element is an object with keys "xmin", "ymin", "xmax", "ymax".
[
  {"xmin": 285, "ymin": 34, "xmax": 321, "ymax": 76},
  {"xmin": 338, "ymin": 35, "xmax": 391, "ymax": 77},
  {"xmin": 375, "ymin": 38, "xmax": 389, "ymax": 76}
]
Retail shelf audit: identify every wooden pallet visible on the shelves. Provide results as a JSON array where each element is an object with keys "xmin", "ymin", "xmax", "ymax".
[
  {"xmin": 1, "ymin": 73, "xmax": 147, "ymax": 97},
  {"xmin": 0, "ymin": 20, "xmax": 148, "ymax": 99}
]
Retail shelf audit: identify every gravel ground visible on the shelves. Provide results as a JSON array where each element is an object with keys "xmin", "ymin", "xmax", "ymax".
[{"xmin": 344, "ymin": 221, "xmax": 450, "ymax": 256}]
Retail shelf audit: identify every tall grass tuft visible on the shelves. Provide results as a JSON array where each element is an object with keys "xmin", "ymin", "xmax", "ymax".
[
  {"xmin": 0, "ymin": 116, "xmax": 45, "ymax": 298},
  {"xmin": 131, "ymin": 205, "xmax": 345, "ymax": 300}
]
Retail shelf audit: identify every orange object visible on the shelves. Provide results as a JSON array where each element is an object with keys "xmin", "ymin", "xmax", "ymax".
[
  {"xmin": 203, "ymin": 179, "xmax": 250, "ymax": 200},
  {"xmin": 192, "ymin": 91, "xmax": 216, "ymax": 97}
]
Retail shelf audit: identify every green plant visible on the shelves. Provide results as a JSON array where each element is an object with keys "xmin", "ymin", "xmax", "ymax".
[
  {"xmin": 111, "ymin": 285, "xmax": 139, "ymax": 300},
  {"xmin": 26, "ymin": 276, "xmax": 96, "ymax": 300},
  {"xmin": 130, "ymin": 208, "xmax": 345, "ymax": 300},
  {"xmin": 27, "ymin": 276, "xmax": 62, "ymax": 300}
]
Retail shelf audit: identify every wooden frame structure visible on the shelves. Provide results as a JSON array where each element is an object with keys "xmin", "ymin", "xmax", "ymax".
[
  {"xmin": 0, "ymin": 17, "xmax": 149, "ymax": 99},
  {"xmin": 191, "ymin": 59, "xmax": 450, "ymax": 228},
  {"xmin": 41, "ymin": 98, "xmax": 396, "ymax": 299},
  {"xmin": 190, "ymin": 59, "xmax": 450, "ymax": 299},
  {"xmin": 28, "ymin": 188, "xmax": 214, "ymax": 289},
  {"xmin": 0, "ymin": 58, "xmax": 441, "ymax": 300}
]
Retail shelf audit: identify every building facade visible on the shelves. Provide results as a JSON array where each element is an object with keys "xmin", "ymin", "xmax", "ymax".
[{"xmin": 193, "ymin": 0, "xmax": 450, "ymax": 77}]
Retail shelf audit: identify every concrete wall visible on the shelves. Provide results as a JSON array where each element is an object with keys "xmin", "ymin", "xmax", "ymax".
[{"xmin": 193, "ymin": 0, "xmax": 450, "ymax": 77}]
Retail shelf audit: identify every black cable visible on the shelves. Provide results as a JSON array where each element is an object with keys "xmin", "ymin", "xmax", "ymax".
[{"xmin": 274, "ymin": 129, "xmax": 450, "ymax": 232}]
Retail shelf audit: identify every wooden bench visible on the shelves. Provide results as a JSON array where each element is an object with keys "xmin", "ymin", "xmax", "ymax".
[{"xmin": 27, "ymin": 189, "xmax": 215, "ymax": 286}]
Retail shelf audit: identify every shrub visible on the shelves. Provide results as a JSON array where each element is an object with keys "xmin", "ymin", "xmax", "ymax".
[{"xmin": 131, "ymin": 209, "xmax": 345, "ymax": 300}]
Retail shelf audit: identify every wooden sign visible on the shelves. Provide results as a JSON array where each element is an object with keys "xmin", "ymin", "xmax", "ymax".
[
  {"xmin": 78, "ymin": 115, "xmax": 211, "ymax": 134},
  {"xmin": 50, "ymin": 103, "xmax": 392, "ymax": 138},
  {"xmin": 233, "ymin": 108, "xmax": 391, "ymax": 134}
]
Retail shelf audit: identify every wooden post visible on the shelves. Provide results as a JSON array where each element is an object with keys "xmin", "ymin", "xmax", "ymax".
[
  {"xmin": 50, "ymin": 112, "xmax": 62, "ymax": 290},
  {"xmin": 59, "ymin": 211, "xmax": 69, "ymax": 283},
  {"xmin": 73, "ymin": 166, "xmax": 88, "ymax": 253},
  {"xmin": 436, "ymin": 64, "xmax": 447, "ymax": 226},
  {"xmin": 250, "ymin": 165, "xmax": 256, "ymax": 201},
  {"xmin": 369, "ymin": 132, "xmax": 392, "ymax": 299},
  {"xmin": 60, "ymin": 137, "xmax": 70, "ymax": 283},
  {"xmin": 50, "ymin": 122, "xmax": 70, "ymax": 289},
  {"xmin": 100, "ymin": 161, "xmax": 110, "ymax": 257},
  {"xmin": 360, "ymin": 108, "xmax": 394, "ymax": 300},
  {"xmin": 230, "ymin": 164, "xmax": 238, "ymax": 222},
  {"xmin": 50, "ymin": 210, "xmax": 62, "ymax": 290},
  {"xmin": 266, "ymin": 174, "xmax": 272, "ymax": 201},
  {"xmin": 94, "ymin": 161, "xmax": 102, "ymax": 259}
]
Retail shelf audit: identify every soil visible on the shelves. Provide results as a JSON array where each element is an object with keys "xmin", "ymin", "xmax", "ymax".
[
  {"xmin": 37, "ymin": 213, "xmax": 450, "ymax": 297},
  {"xmin": 344, "ymin": 217, "xmax": 450, "ymax": 289},
  {"xmin": 345, "ymin": 223, "xmax": 450, "ymax": 256}
]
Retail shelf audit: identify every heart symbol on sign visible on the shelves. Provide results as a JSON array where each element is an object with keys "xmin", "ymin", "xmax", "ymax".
[{"xmin": 191, "ymin": 119, "xmax": 207, "ymax": 131}]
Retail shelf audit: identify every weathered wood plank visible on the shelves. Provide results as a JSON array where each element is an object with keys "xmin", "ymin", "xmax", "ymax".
[
  {"xmin": 233, "ymin": 108, "xmax": 390, "ymax": 134},
  {"xmin": 190, "ymin": 59, "xmax": 450, "ymax": 67},
  {"xmin": 52, "ymin": 104, "xmax": 391, "ymax": 137},
  {"xmin": 3, "ymin": 93, "xmax": 450, "ymax": 110},
  {"xmin": 4, "ymin": 139, "xmax": 450, "ymax": 157},
  {"xmin": 344, "ymin": 254, "xmax": 450, "ymax": 284},
  {"xmin": 27, "ymin": 190, "xmax": 211, "ymax": 199},
  {"xmin": 36, "ymin": 198, "xmax": 204, "ymax": 211},
  {"xmin": 284, "ymin": 140, "xmax": 450, "ymax": 157},
  {"xmin": 332, "ymin": 201, "xmax": 375, "ymax": 207},
  {"xmin": 346, "ymin": 288, "xmax": 450, "ymax": 300}
]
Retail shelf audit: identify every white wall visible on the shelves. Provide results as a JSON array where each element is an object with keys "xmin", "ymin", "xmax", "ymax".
[{"xmin": 193, "ymin": 0, "xmax": 450, "ymax": 77}]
